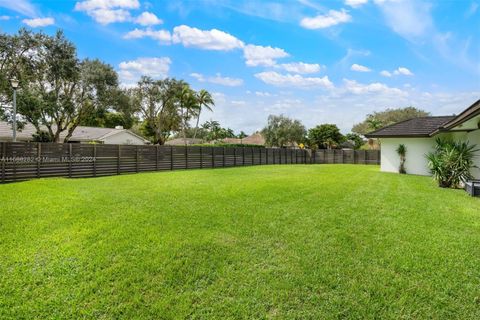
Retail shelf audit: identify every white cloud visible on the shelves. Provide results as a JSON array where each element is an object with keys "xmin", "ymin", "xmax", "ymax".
[
  {"xmin": 74, "ymin": 0, "xmax": 140, "ymax": 11},
  {"xmin": 172, "ymin": 25, "xmax": 244, "ymax": 51},
  {"xmin": 380, "ymin": 70, "xmax": 392, "ymax": 77},
  {"xmin": 190, "ymin": 73, "xmax": 243, "ymax": 87},
  {"xmin": 278, "ymin": 62, "xmax": 321, "ymax": 74},
  {"xmin": 300, "ymin": 9, "xmax": 351, "ymax": 29},
  {"xmin": 231, "ymin": 100, "xmax": 246, "ymax": 106},
  {"xmin": 393, "ymin": 67, "xmax": 414, "ymax": 76},
  {"xmin": 0, "ymin": 0, "xmax": 37, "ymax": 17},
  {"xmin": 255, "ymin": 71, "xmax": 333, "ymax": 89},
  {"xmin": 118, "ymin": 57, "xmax": 171, "ymax": 86},
  {"xmin": 89, "ymin": 9, "xmax": 131, "ymax": 24},
  {"xmin": 134, "ymin": 11, "xmax": 162, "ymax": 25},
  {"xmin": 22, "ymin": 17, "xmax": 55, "ymax": 27},
  {"xmin": 243, "ymin": 44, "xmax": 289, "ymax": 67},
  {"xmin": 345, "ymin": 0, "xmax": 368, "ymax": 8},
  {"xmin": 0, "ymin": 15, "xmax": 10, "ymax": 20},
  {"xmin": 74, "ymin": 0, "xmax": 139, "ymax": 24},
  {"xmin": 124, "ymin": 28, "xmax": 171, "ymax": 43},
  {"xmin": 342, "ymin": 79, "xmax": 406, "ymax": 96},
  {"xmin": 255, "ymin": 91, "xmax": 275, "ymax": 97},
  {"xmin": 350, "ymin": 63, "xmax": 371, "ymax": 72},
  {"xmin": 373, "ymin": 0, "xmax": 433, "ymax": 41}
]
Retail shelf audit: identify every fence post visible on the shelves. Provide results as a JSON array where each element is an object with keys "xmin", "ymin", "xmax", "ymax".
[
  {"xmin": 223, "ymin": 147, "xmax": 226, "ymax": 167},
  {"xmin": 93, "ymin": 144, "xmax": 97, "ymax": 177},
  {"xmin": 259, "ymin": 148, "xmax": 262, "ymax": 165},
  {"xmin": 200, "ymin": 147, "xmax": 203, "ymax": 169},
  {"xmin": 251, "ymin": 147, "xmax": 254, "ymax": 165},
  {"xmin": 135, "ymin": 145, "xmax": 139, "ymax": 173},
  {"xmin": 117, "ymin": 145, "xmax": 121, "ymax": 175},
  {"xmin": 233, "ymin": 148, "xmax": 237, "ymax": 166},
  {"xmin": 212, "ymin": 147, "xmax": 215, "ymax": 168},
  {"xmin": 353, "ymin": 150, "xmax": 356, "ymax": 164},
  {"xmin": 67, "ymin": 143, "xmax": 71, "ymax": 178},
  {"xmin": 242, "ymin": 147, "xmax": 245, "ymax": 166},
  {"xmin": 342, "ymin": 149, "xmax": 345, "ymax": 164},
  {"xmin": 266, "ymin": 149, "xmax": 268, "ymax": 165},
  {"xmin": 1, "ymin": 142, "xmax": 5, "ymax": 183},
  {"xmin": 185, "ymin": 146, "xmax": 188, "ymax": 169},
  {"xmin": 38, "ymin": 143, "xmax": 42, "ymax": 178},
  {"xmin": 170, "ymin": 146, "xmax": 174, "ymax": 170},
  {"xmin": 156, "ymin": 145, "xmax": 159, "ymax": 171}
]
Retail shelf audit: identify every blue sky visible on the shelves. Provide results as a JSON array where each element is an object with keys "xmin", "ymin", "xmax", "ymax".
[{"xmin": 0, "ymin": 0, "xmax": 479, "ymax": 134}]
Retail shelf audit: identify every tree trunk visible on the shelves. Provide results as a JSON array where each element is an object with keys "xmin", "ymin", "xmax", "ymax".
[{"xmin": 193, "ymin": 109, "xmax": 201, "ymax": 140}]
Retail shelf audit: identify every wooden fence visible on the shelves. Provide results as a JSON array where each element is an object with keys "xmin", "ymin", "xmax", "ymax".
[{"xmin": 0, "ymin": 142, "xmax": 380, "ymax": 182}]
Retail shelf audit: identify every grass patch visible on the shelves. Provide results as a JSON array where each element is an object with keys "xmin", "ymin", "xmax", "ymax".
[{"xmin": 1, "ymin": 165, "xmax": 479, "ymax": 318}]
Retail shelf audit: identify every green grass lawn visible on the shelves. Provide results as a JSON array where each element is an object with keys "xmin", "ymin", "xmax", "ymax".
[{"xmin": 1, "ymin": 165, "xmax": 479, "ymax": 319}]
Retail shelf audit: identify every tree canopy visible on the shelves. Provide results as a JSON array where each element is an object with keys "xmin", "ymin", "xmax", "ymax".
[
  {"xmin": 352, "ymin": 107, "xmax": 430, "ymax": 135},
  {"xmin": 308, "ymin": 124, "xmax": 344, "ymax": 149},
  {"xmin": 261, "ymin": 114, "xmax": 306, "ymax": 148}
]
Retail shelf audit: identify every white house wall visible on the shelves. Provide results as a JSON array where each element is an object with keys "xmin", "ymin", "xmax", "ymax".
[
  {"xmin": 102, "ymin": 131, "xmax": 146, "ymax": 145},
  {"xmin": 379, "ymin": 131, "xmax": 479, "ymax": 178},
  {"xmin": 379, "ymin": 138, "xmax": 436, "ymax": 175},
  {"xmin": 467, "ymin": 129, "xmax": 480, "ymax": 179}
]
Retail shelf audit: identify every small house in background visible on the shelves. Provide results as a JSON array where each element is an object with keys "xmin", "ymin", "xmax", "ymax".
[
  {"xmin": 0, "ymin": 122, "xmax": 149, "ymax": 145},
  {"xmin": 366, "ymin": 100, "xmax": 480, "ymax": 178}
]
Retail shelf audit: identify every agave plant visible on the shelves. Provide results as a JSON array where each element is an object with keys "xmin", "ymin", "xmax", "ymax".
[
  {"xmin": 396, "ymin": 144, "xmax": 407, "ymax": 174},
  {"xmin": 426, "ymin": 138, "xmax": 478, "ymax": 188}
]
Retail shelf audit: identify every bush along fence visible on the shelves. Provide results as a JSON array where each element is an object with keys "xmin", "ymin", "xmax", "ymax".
[{"xmin": 0, "ymin": 142, "xmax": 380, "ymax": 182}]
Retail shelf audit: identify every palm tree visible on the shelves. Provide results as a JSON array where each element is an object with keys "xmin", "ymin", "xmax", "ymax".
[
  {"xmin": 193, "ymin": 89, "xmax": 214, "ymax": 139},
  {"xmin": 178, "ymin": 84, "xmax": 198, "ymax": 143}
]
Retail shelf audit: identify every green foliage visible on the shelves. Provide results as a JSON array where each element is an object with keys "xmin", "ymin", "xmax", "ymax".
[
  {"xmin": 345, "ymin": 133, "xmax": 365, "ymax": 149},
  {"xmin": 308, "ymin": 124, "xmax": 344, "ymax": 149},
  {"xmin": 396, "ymin": 144, "xmax": 407, "ymax": 174},
  {"xmin": 237, "ymin": 131, "xmax": 248, "ymax": 139},
  {"xmin": 1, "ymin": 166, "xmax": 480, "ymax": 318},
  {"xmin": 1, "ymin": 29, "xmax": 123, "ymax": 142},
  {"xmin": 190, "ymin": 143, "xmax": 264, "ymax": 148},
  {"xmin": 426, "ymin": 138, "xmax": 478, "ymax": 188},
  {"xmin": 201, "ymin": 120, "xmax": 236, "ymax": 141},
  {"xmin": 31, "ymin": 130, "xmax": 53, "ymax": 142},
  {"xmin": 353, "ymin": 107, "xmax": 430, "ymax": 135},
  {"xmin": 261, "ymin": 114, "xmax": 306, "ymax": 147}
]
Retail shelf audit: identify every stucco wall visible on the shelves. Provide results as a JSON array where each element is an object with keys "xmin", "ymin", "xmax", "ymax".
[
  {"xmin": 380, "ymin": 138, "xmax": 436, "ymax": 175},
  {"xmin": 102, "ymin": 131, "xmax": 146, "ymax": 145},
  {"xmin": 467, "ymin": 129, "xmax": 480, "ymax": 179},
  {"xmin": 380, "ymin": 130, "xmax": 479, "ymax": 178}
]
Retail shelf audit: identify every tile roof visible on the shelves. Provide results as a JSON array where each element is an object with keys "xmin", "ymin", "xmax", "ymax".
[
  {"xmin": 365, "ymin": 116, "xmax": 456, "ymax": 138},
  {"xmin": 0, "ymin": 121, "xmax": 147, "ymax": 142}
]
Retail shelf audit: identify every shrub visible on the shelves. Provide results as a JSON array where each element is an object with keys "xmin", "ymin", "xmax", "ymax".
[
  {"xmin": 396, "ymin": 144, "xmax": 407, "ymax": 174},
  {"xmin": 426, "ymin": 138, "xmax": 478, "ymax": 188}
]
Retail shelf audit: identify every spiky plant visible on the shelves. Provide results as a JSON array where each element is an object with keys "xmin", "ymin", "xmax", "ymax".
[
  {"xmin": 396, "ymin": 144, "xmax": 407, "ymax": 174},
  {"xmin": 426, "ymin": 138, "xmax": 478, "ymax": 188}
]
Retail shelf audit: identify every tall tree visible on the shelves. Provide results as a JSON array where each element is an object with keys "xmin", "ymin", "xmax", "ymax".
[
  {"xmin": 177, "ymin": 84, "xmax": 198, "ymax": 142},
  {"xmin": 193, "ymin": 89, "xmax": 214, "ymax": 139},
  {"xmin": 134, "ymin": 77, "xmax": 184, "ymax": 144},
  {"xmin": 261, "ymin": 114, "xmax": 306, "ymax": 147},
  {"xmin": 352, "ymin": 107, "xmax": 430, "ymax": 135},
  {"xmin": 0, "ymin": 28, "xmax": 43, "ymax": 123},
  {"xmin": 308, "ymin": 124, "xmax": 344, "ymax": 149}
]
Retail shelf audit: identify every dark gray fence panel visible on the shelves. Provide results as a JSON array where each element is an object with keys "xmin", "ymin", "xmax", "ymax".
[{"xmin": 0, "ymin": 142, "xmax": 377, "ymax": 182}]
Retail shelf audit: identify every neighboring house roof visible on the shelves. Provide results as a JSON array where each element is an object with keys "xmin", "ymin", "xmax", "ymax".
[
  {"xmin": 241, "ymin": 133, "xmax": 265, "ymax": 145},
  {"xmin": 0, "ymin": 121, "xmax": 149, "ymax": 143},
  {"xmin": 164, "ymin": 138, "xmax": 203, "ymax": 145},
  {"xmin": 366, "ymin": 99, "xmax": 480, "ymax": 138},
  {"xmin": 365, "ymin": 116, "xmax": 455, "ymax": 138}
]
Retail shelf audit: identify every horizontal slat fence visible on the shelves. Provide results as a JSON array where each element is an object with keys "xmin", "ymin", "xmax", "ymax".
[
  {"xmin": 0, "ymin": 142, "xmax": 380, "ymax": 183},
  {"xmin": 310, "ymin": 149, "xmax": 380, "ymax": 165}
]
